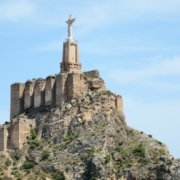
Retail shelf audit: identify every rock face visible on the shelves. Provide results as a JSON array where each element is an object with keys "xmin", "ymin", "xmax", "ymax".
[{"xmin": 0, "ymin": 89, "xmax": 180, "ymax": 179}]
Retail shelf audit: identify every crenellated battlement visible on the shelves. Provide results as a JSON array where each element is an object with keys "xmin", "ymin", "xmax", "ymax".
[{"xmin": 10, "ymin": 71, "xmax": 111, "ymax": 119}]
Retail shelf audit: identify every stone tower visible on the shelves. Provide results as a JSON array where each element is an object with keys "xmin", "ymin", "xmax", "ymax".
[{"xmin": 61, "ymin": 15, "xmax": 81, "ymax": 73}]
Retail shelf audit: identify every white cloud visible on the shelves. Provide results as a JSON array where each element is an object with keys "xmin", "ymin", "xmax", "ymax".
[
  {"xmin": 0, "ymin": 0, "xmax": 35, "ymax": 22},
  {"xmin": 0, "ymin": 0, "xmax": 179, "ymax": 28},
  {"xmin": 119, "ymin": 0, "xmax": 180, "ymax": 13},
  {"xmin": 75, "ymin": 0, "xmax": 180, "ymax": 29},
  {"xmin": 109, "ymin": 57, "xmax": 180, "ymax": 84}
]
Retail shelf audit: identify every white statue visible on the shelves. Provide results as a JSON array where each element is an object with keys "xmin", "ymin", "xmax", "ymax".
[{"xmin": 66, "ymin": 15, "xmax": 75, "ymax": 40}]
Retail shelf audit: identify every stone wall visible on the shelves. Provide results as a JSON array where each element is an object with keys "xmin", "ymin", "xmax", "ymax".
[
  {"xmin": 7, "ymin": 121, "xmax": 20, "ymax": 149},
  {"xmin": 56, "ymin": 73, "xmax": 68, "ymax": 105},
  {"xmin": 45, "ymin": 76, "xmax": 56, "ymax": 106},
  {"xmin": 10, "ymin": 70, "xmax": 117, "ymax": 119},
  {"xmin": 18, "ymin": 118, "xmax": 35, "ymax": 149},
  {"xmin": 67, "ymin": 73, "xmax": 87, "ymax": 100},
  {"xmin": 10, "ymin": 72, "xmax": 88, "ymax": 119},
  {"xmin": 0, "ymin": 118, "xmax": 35, "ymax": 151},
  {"xmin": 115, "ymin": 95, "xmax": 123, "ymax": 112},
  {"xmin": 0, "ymin": 126, "xmax": 8, "ymax": 151},
  {"xmin": 24, "ymin": 80, "xmax": 35, "ymax": 109},
  {"xmin": 10, "ymin": 83, "xmax": 25, "ymax": 119},
  {"xmin": 34, "ymin": 79, "xmax": 45, "ymax": 108}
]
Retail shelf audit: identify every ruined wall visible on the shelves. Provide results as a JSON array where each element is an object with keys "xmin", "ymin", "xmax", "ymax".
[
  {"xmin": 7, "ymin": 118, "xmax": 35, "ymax": 149},
  {"xmin": 10, "ymin": 83, "xmax": 25, "ymax": 119},
  {"xmin": 68, "ymin": 73, "xmax": 87, "ymax": 100},
  {"xmin": 10, "ymin": 70, "xmax": 118, "ymax": 119},
  {"xmin": 34, "ymin": 79, "xmax": 45, "ymax": 108},
  {"xmin": 10, "ymin": 71, "xmax": 106, "ymax": 119},
  {"xmin": 45, "ymin": 76, "xmax": 56, "ymax": 106},
  {"xmin": 7, "ymin": 121, "xmax": 19, "ymax": 149},
  {"xmin": 0, "ymin": 126, "xmax": 8, "ymax": 151},
  {"xmin": 115, "ymin": 95, "xmax": 123, "ymax": 112},
  {"xmin": 24, "ymin": 81, "xmax": 35, "ymax": 110},
  {"xmin": 18, "ymin": 119, "xmax": 35, "ymax": 149},
  {"xmin": 56, "ymin": 73, "xmax": 68, "ymax": 105}
]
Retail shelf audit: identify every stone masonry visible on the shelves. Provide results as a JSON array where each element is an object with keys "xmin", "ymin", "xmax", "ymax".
[{"xmin": 0, "ymin": 16, "xmax": 123, "ymax": 151}]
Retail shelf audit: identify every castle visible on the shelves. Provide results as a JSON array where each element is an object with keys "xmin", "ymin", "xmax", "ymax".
[{"xmin": 0, "ymin": 16, "xmax": 123, "ymax": 151}]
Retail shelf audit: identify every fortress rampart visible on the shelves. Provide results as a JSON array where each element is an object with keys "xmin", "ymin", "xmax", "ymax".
[
  {"xmin": 10, "ymin": 70, "xmax": 123, "ymax": 120},
  {"xmin": 10, "ymin": 73, "xmax": 87, "ymax": 119}
]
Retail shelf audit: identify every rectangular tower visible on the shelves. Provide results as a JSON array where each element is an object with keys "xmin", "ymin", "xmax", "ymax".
[
  {"xmin": 34, "ymin": 79, "xmax": 45, "ymax": 108},
  {"xmin": 7, "ymin": 119, "xmax": 35, "ymax": 149},
  {"xmin": 10, "ymin": 83, "xmax": 25, "ymax": 119},
  {"xmin": 115, "ymin": 95, "xmax": 123, "ymax": 112},
  {"xmin": 24, "ymin": 81, "xmax": 35, "ymax": 109},
  {"xmin": 56, "ymin": 73, "xmax": 68, "ymax": 105},
  {"xmin": 45, "ymin": 76, "xmax": 56, "ymax": 106},
  {"xmin": 0, "ymin": 126, "xmax": 8, "ymax": 151},
  {"xmin": 68, "ymin": 73, "xmax": 87, "ymax": 100}
]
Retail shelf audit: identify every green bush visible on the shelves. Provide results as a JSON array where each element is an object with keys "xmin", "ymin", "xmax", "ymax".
[
  {"xmin": 156, "ymin": 164, "xmax": 168, "ymax": 178},
  {"xmin": 104, "ymin": 155, "xmax": 111, "ymax": 164},
  {"xmin": 30, "ymin": 128, "xmax": 37, "ymax": 140},
  {"xmin": 11, "ymin": 170, "xmax": 20, "ymax": 178},
  {"xmin": 29, "ymin": 140, "xmax": 40, "ymax": 149},
  {"xmin": 52, "ymin": 170, "xmax": 65, "ymax": 180},
  {"xmin": 63, "ymin": 135, "xmax": 73, "ymax": 142},
  {"xmin": 133, "ymin": 144, "xmax": 146, "ymax": 158},
  {"xmin": 5, "ymin": 159, "xmax": 12, "ymax": 166},
  {"xmin": 13, "ymin": 149, "xmax": 22, "ymax": 161},
  {"xmin": 63, "ymin": 134, "xmax": 78, "ymax": 143},
  {"xmin": 21, "ymin": 160, "xmax": 36, "ymax": 170},
  {"xmin": 40, "ymin": 177, "xmax": 46, "ymax": 180},
  {"xmin": 42, "ymin": 150, "xmax": 50, "ymax": 161}
]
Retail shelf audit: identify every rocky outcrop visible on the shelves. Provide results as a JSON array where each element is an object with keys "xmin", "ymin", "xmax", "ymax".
[
  {"xmin": 0, "ymin": 90, "xmax": 179, "ymax": 179},
  {"xmin": 3, "ymin": 16, "xmax": 179, "ymax": 179}
]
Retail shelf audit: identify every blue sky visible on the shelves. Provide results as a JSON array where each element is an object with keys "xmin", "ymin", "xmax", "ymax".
[{"xmin": 0, "ymin": 0, "xmax": 180, "ymax": 157}]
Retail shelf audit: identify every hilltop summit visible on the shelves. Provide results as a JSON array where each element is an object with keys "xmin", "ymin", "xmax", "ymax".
[{"xmin": 0, "ymin": 16, "xmax": 179, "ymax": 179}]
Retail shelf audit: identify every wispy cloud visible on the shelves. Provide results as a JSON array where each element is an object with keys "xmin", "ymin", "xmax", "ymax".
[
  {"xmin": 75, "ymin": 0, "xmax": 180, "ymax": 33},
  {"xmin": 1, "ymin": 0, "xmax": 179, "ymax": 27},
  {"xmin": 3, "ymin": 0, "xmax": 176, "ymax": 33},
  {"xmin": 0, "ymin": 0, "xmax": 35, "ymax": 22},
  {"xmin": 109, "ymin": 57, "xmax": 180, "ymax": 84},
  {"xmin": 119, "ymin": 0, "xmax": 180, "ymax": 13}
]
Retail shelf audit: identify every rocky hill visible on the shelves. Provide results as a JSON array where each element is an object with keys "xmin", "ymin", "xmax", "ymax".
[{"xmin": 0, "ymin": 73, "xmax": 180, "ymax": 180}]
